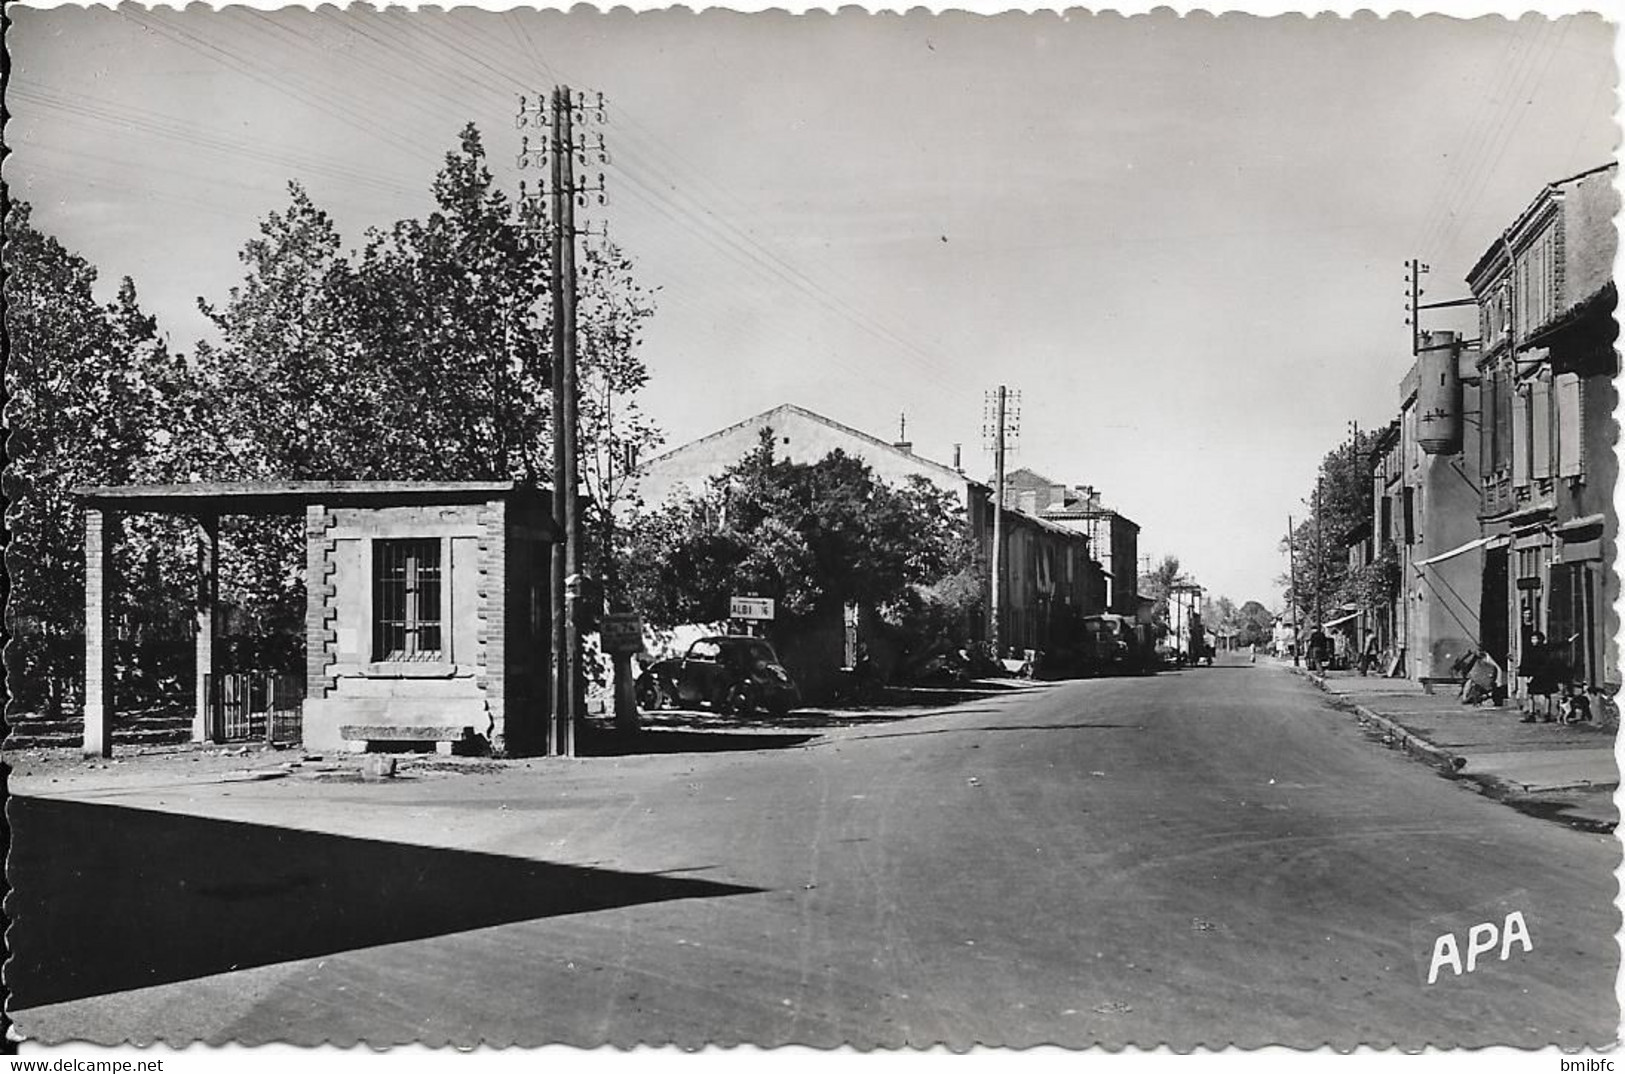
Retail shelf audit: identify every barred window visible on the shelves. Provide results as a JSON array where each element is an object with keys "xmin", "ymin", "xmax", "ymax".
[{"xmin": 374, "ymin": 539, "xmax": 443, "ymax": 660}]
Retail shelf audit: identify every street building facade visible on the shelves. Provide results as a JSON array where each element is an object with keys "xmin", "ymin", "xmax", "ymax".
[
  {"xmin": 1362, "ymin": 163, "xmax": 1617, "ymax": 709},
  {"xmin": 1003, "ymin": 468, "xmax": 1142, "ymax": 616},
  {"xmin": 1367, "ymin": 331, "xmax": 1487, "ymax": 681},
  {"xmin": 1465, "ymin": 163, "xmax": 1618, "ymax": 709},
  {"xmin": 631, "ymin": 404, "xmax": 1113, "ymax": 674}
]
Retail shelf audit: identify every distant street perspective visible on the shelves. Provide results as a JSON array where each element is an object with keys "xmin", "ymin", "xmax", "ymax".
[
  {"xmin": 9, "ymin": 656, "xmax": 1617, "ymax": 1047},
  {"xmin": 5, "ymin": 6, "xmax": 1619, "ymax": 1053}
]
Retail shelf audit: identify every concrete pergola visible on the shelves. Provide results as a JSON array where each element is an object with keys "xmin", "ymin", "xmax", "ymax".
[{"xmin": 74, "ymin": 481, "xmax": 555, "ymax": 758}]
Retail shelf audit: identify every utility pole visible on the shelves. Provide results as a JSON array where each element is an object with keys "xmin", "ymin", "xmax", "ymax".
[
  {"xmin": 1406, "ymin": 256, "xmax": 1477, "ymax": 357},
  {"xmin": 1404, "ymin": 258, "xmax": 1428, "ymax": 358},
  {"xmin": 518, "ymin": 86, "xmax": 608, "ymax": 757},
  {"xmin": 1313, "ymin": 475, "xmax": 1324, "ymax": 631},
  {"xmin": 1349, "ymin": 418, "xmax": 1361, "ymax": 643},
  {"xmin": 991, "ymin": 386, "xmax": 1006, "ymax": 660},
  {"xmin": 984, "ymin": 386, "xmax": 1020, "ymax": 659},
  {"xmin": 1288, "ymin": 514, "xmax": 1301, "ymax": 667},
  {"xmin": 558, "ymin": 87, "xmax": 585, "ymax": 757}
]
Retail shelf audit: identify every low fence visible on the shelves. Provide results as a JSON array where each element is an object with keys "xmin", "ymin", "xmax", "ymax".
[{"xmin": 207, "ymin": 673, "xmax": 304, "ymax": 744}]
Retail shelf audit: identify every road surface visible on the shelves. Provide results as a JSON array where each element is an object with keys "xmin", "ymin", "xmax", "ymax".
[{"xmin": 10, "ymin": 656, "xmax": 1618, "ymax": 1047}]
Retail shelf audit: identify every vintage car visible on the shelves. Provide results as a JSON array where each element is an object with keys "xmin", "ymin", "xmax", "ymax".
[
  {"xmin": 1076, "ymin": 613, "xmax": 1158, "ymax": 676},
  {"xmin": 635, "ymin": 635, "xmax": 801, "ymax": 717}
]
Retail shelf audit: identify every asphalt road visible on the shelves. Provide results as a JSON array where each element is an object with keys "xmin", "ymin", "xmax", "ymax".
[{"xmin": 10, "ymin": 656, "xmax": 1619, "ymax": 1048}]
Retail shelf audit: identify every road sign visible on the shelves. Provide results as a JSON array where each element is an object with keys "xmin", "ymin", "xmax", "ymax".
[
  {"xmin": 729, "ymin": 596, "xmax": 775, "ymax": 621},
  {"xmin": 600, "ymin": 613, "xmax": 645, "ymax": 654}
]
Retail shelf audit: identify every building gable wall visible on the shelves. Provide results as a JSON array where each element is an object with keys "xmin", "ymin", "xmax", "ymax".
[{"xmin": 635, "ymin": 405, "xmax": 975, "ymax": 510}]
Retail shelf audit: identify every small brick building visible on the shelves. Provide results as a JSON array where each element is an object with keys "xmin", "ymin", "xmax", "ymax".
[{"xmin": 75, "ymin": 481, "xmax": 556, "ymax": 758}]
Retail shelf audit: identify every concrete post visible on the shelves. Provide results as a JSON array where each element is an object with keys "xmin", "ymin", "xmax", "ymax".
[
  {"xmin": 82, "ymin": 506, "xmax": 115, "ymax": 758},
  {"xmin": 194, "ymin": 514, "xmax": 219, "ymax": 743}
]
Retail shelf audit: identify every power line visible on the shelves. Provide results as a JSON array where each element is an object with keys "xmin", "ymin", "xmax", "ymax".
[
  {"xmin": 114, "ymin": 9, "xmax": 445, "ymax": 165},
  {"xmin": 1413, "ymin": 18, "xmax": 1570, "ymax": 261},
  {"xmin": 10, "ymin": 84, "xmax": 425, "ymax": 201},
  {"xmin": 407, "ymin": 13, "xmax": 969, "ymax": 392},
  {"xmin": 1433, "ymin": 17, "xmax": 1573, "ymax": 255}
]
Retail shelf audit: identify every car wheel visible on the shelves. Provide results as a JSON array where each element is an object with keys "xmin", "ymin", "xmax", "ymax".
[
  {"xmin": 636, "ymin": 676, "xmax": 669, "ymax": 711},
  {"xmin": 724, "ymin": 682, "xmax": 758, "ymax": 717}
]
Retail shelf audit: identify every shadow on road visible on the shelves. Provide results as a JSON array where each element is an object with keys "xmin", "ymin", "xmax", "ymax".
[
  {"xmin": 852, "ymin": 722, "xmax": 1144, "ymax": 741},
  {"xmin": 601, "ymin": 681, "xmax": 1045, "ymax": 741},
  {"xmin": 7, "ymin": 796, "xmax": 762, "ymax": 1010},
  {"xmin": 579, "ymin": 727, "xmax": 817, "ymax": 755}
]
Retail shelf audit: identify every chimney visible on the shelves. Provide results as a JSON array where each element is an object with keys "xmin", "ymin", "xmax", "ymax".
[{"xmin": 953, "ymin": 443, "xmax": 962, "ymax": 472}]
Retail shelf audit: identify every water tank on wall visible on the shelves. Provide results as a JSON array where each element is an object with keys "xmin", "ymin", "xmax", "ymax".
[{"xmin": 1416, "ymin": 330, "xmax": 1461, "ymax": 455}]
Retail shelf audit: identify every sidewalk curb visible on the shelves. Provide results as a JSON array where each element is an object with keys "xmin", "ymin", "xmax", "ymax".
[{"xmin": 1287, "ymin": 665, "xmax": 1463, "ymax": 771}]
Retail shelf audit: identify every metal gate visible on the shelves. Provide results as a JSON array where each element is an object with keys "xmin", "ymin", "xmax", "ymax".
[{"xmin": 211, "ymin": 673, "xmax": 304, "ymax": 744}]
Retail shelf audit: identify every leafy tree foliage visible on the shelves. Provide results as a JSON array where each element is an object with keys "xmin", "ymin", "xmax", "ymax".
[
  {"xmin": 1137, "ymin": 554, "xmax": 1185, "ymax": 629},
  {"xmin": 1202, "ymin": 594, "xmax": 1238, "ymax": 634},
  {"xmin": 195, "ymin": 123, "xmax": 658, "ymax": 638},
  {"xmin": 1235, "ymin": 600, "xmax": 1275, "ymax": 647},
  {"xmin": 4, "ymin": 203, "xmax": 204, "ymax": 713},
  {"xmin": 622, "ymin": 430, "xmax": 977, "ymax": 652},
  {"xmin": 1279, "ymin": 431, "xmax": 1379, "ymax": 626},
  {"xmin": 5, "ymin": 124, "xmax": 660, "ymax": 712},
  {"xmin": 1342, "ymin": 544, "xmax": 1401, "ymax": 620}
]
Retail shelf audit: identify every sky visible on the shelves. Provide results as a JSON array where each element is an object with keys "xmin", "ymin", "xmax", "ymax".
[{"xmin": 7, "ymin": 2, "xmax": 1617, "ymax": 607}]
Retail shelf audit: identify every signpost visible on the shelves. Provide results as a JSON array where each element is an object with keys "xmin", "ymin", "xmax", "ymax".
[
  {"xmin": 729, "ymin": 596, "xmax": 775, "ymax": 621},
  {"xmin": 601, "ymin": 613, "xmax": 645, "ymax": 655},
  {"xmin": 599, "ymin": 612, "xmax": 644, "ymax": 733}
]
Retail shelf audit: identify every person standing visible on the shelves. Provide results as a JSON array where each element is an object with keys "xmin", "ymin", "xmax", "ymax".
[
  {"xmin": 1519, "ymin": 631, "xmax": 1560, "ymax": 723},
  {"xmin": 1359, "ymin": 632, "xmax": 1381, "ymax": 676},
  {"xmin": 1307, "ymin": 626, "xmax": 1328, "ymax": 672}
]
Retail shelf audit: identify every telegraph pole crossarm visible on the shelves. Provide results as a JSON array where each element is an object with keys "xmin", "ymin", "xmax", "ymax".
[
  {"xmin": 983, "ymin": 386, "xmax": 1021, "ymax": 662},
  {"xmin": 520, "ymin": 83, "xmax": 613, "ymax": 757},
  {"xmin": 1288, "ymin": 515, "xmax": 1301, "ymax": 667}
]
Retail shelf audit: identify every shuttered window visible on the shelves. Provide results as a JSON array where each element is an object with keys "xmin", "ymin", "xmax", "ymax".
[
  {"xmin": 1556, "ymin": 373, "xmax": 1582, "ymax": 478},
  {"xmin": 1494, "ymin": 366, "xmax": 1513, "ymax": 473},
  {"xmin": 1530, "ymin": 378, "xmax": 1552, "ymax": 478},
  {"xmin": 1511, "ymin": 384, "xmax": 1530, "ymax": 487}
]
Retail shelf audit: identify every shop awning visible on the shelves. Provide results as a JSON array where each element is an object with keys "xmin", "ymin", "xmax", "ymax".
[
  {"xmin": 1412, "ymin": 535, "xmax": 1491, "ymax": 569},
  {"xmin": 1558, "ymin": 513, "xmax": 1606, "ymax": 533},
  {"xmin": 1323, "ymin": 610, "xmax": 1360, "ymax": 629}
]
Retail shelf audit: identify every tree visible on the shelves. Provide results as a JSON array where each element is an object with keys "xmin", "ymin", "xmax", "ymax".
[
  {"xmin": 622, "ymin": 431, "xmax": 978, "ymax": 672},
  {"xmin": 1236, "ymin": 600, "xmax": 1274, "ymax": 647},
  {"xmin": 4, "ymin": 203, "xmax": 206, "ymax": 713},
  {"xmin": 194, "ymin": 124, "xmax": 658, "ymax": 640},
  {"xmin": 1279, "ymin": 430, "xmax": 1378, "ymax": 625},
  {"xmin": 1203, "ymin": 594, "xmax": 1238, "ymax": 633},
  {"xmin": 1137, "ymin": 554, "xmax": 1184, "ymax": 628}
]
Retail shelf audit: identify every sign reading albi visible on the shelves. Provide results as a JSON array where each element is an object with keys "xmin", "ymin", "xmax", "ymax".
[{"xmin": 729, "ymin": 596, "xmax": 775, "ymax": 621}]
